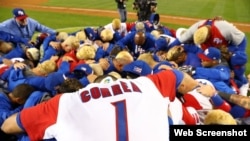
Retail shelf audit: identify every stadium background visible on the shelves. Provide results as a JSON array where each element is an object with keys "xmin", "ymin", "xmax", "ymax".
[{"xmin": 0, "ymin": 0, "xmax": 250, "ymax": 74}]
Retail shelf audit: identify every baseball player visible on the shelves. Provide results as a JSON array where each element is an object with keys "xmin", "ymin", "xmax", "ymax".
[
  {"xmin": 166, "ymin": 45, "xmax": 202, "ymax": 68},
  {"xmin": 116, "ymin": 31, "xmax": 156, "ymax": 59},
  {"xmin": 104, "ymin": 18, "xmax": 128, "ymax": 37},
  {"xmin": 1, "ymin": 69, "xmax": 215, "ymax": 141},
  {"xmin": 204, "ymin": 88, "xmax": 250, "ymax": 123},
  {"xmin": 169, "ymin": 18, "xmax": 247, "ymax": 53},
  {"xmin": 0, "ymin": 84, "xmax": 35, "ymax": 141}
]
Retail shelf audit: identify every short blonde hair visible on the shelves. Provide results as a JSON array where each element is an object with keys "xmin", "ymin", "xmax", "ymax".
[
  {"xmin": 75, "ymin": 30, "xmax": 87, "ymax": 42},
  {"xmin": 37, "ymin": 60, "xmax": 57, "ymax": 75},
  {"xmin": 115, "ymin": 50, "xmax": 133, "ymax": 62},
  {"xmin": 26, "ymin": 48, "xmax": 40, "ymax": 61},
  {"xmin": 62, "ymin": 36, "xmax": 80, "ymax": 50},
  {"xmin": 204, "ymin": 109, "xmax": 237, "ymax": 125},
  {"xmin": 76, "ymin": 45, "xmax": 96, "ymax": 60},
  {"xmin": 112, "ymin": 18, "xmax": 121, "ymax": 30},
  {"xmin": 166, "ymin": 45, "xmax": 184, "ymax": 61},
  {"xmin": 114, "ymin": 51, "xmax": 134, "ymax": 68},
  {"xmin": 108, "ymin": 71, "xmax": 122, "ymax": 79},
  {"xmin": 100, "ymin": 29, "xmax": 113, "ymax": 42},
  {"xmin": 89, "ymin": 63, "xmax": 103, "ymax": 76},
  {"xmin": 57, "ymin": 32, "xmax": 68, "ymax": 41},
  {"xmin": 137, "ymin": 53, "xmax": 154, "ymax": 67},
  {"xmin": 193, "ymin": 26, "xmax": 210, "ymax": 45},
  {"xmin": 150, "ymin": 30, "xmax": 160, "ymax": 39},
  {"xmin": 135, "ymin": 22, "xmax": 145, "ymax": 32}
]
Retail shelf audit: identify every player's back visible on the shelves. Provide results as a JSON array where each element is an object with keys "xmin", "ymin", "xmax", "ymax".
[{"xmin": 54, "ymin": 77, "xmax": 170, "ymax": 141}]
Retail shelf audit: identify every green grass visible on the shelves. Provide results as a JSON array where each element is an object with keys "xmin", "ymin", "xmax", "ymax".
[
  {"xmin": 44, "ymin": 0, "xmax": 250, "ymax": 23},
  {"xmin": 0, "ymin": 0, "xmax": 250, "ymax": 74},
  {"xmin": 0, "ymin": 8, "xmax": 114, "ymax": 29}
]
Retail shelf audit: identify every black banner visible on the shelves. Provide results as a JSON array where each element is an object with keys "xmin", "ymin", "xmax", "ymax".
[{"xmin": 170, "ymin": 125, "xmax": 250, "ymax": 140}]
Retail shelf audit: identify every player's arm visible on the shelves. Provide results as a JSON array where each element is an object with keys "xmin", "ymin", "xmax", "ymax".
[
  {"xmin": 218, "ymin": 92, "xmax": 250, "ymax": 110},
  {"xmin": 1, "ymin": 113, "xmax": 24, "ymax": 134}
]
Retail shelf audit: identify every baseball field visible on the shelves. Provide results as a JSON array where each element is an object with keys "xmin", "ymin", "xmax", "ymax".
[{"xmin": 0, "ymin": 0, "xmax": 250, "ymax": 73}]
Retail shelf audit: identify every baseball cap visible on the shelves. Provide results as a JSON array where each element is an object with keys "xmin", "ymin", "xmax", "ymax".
[
  {"xmin": 155, "ymin": 36, "xmax": 170, "ymax": 52},
  {"xmin": 198, "ymin": 47, "xmax": 221, "ymax": 61},
  {"xmin": 149, "ymin": 13, "xmax": 160, "ymax": 25},
  {"xmin": 122, "ymin": 60, "xmax": 152, "ymax": 77},
  {"xmin": 193, "ymin": 26, "xmax": 209, "ymax": 45},
  {"xmin": 230, "ymin": 51, "xmax": 247, "ymax": 66},
  {"xmin": 73, "ymin": 63, "xmax": 93, "ymax": 79},
  {"xmin": 84, "ymin": 27, "xmax": 96, "ymax": 41},
  {"xmin": 45, "ymin": 72, "xmax": 65, "ymax": 92},
  {"xmin": 13, "ymin": 8, "xmax": 28, "ymax": 20}
]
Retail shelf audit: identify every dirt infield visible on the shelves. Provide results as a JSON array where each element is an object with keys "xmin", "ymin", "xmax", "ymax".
[{"xmin": 1, "ymin": 0, "xmax": 250, "ymax": 32}]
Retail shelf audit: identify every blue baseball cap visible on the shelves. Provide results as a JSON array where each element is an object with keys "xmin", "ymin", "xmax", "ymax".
[
  {"xmin": 84, "ymin": 27, "xmax": 96, "ymax": 41},
  {"xmin": 230, "ymin": 51, "xmax": 247, "ymax": 66},
  {"xmin": 149, "ymin": 13, "xmax": 160, "ymax": 25},
  {"xmin": 198, "ymin": 47, "xmax": 221, "ymax": 61},
  {"xmin": 73, "ymin": 63, "xmax": 93, "ymax": 79},
  {"xmin": 13, "ymin": 8, "xmax": 28, "ymax": 20},
  {"xmin": 45, "ymin": 72, "xmax": 65, "ymax": 91},
  {"xmin": 122, "ymin": 60, "xmax": 152, "ymax": 76},
  {"xmin": 155, "ymin": 36, "xmax": 170, "ymax": 52}
]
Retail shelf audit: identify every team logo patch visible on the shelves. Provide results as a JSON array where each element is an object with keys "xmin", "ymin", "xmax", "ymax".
[
  {"xmin": 18, "ymin": 10, "xmax": 25, "ymax": 16},
  {"xmin": 133, "ymin": 66, "xmax": 142, "ymax": 74}
]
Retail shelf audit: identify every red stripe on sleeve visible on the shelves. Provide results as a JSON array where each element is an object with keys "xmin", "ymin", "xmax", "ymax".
[
  {"xmin": 20, "ymin": 94, "xmax": 62, "ymax": 141},
  {"xmin": 147, "ymin": 70, "xmax": 176, "ymax": 101}
]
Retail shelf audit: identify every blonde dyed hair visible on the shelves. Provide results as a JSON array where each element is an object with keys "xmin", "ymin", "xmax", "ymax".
[
  {"xmin": 204, "ymin": 109, "xmax": 237, "ymax": 125},
  {"xmin": 100, "ymin": 29, "xmax": 113, "ymax": 42},
  {"xmin": 115, "ymin": 50, "xmax": 134, "ymax": 61},
  {"xmin": 57, "ymin": 32, "xmax": 68, "ymax": 41},
  {"xmin": 135, "ymin": 22, "xmax": 145, "ymax": 32},
  {"xmin": 37, "ymin": 60, "xmax": 57, "ymax": 75},
  {"xmin": 137, "ymin": 53, "xmax": 155, "ymax": 67},
  {"xmin": 75, "ymin": 30, "xmax": 87, "ymax": 42},
  {"xmin": 193, "ymin": 26, "xmax": 210, "ymax": 45},
  {"xmin": 112, "ymin": 18, "xmax": 121, "ymax": 30},
  {"xmin": 76, "ymin": 45, "xmax": 96, "ymax": 60},
  {"xmin": 63, "ymin": 36, "xmax": 80, "ymax": 50},
  {"xmin": 89, "ymin": 63, "xmax": 103, "ymax": 76},
  {"xmin": 108, "ymin": 71, "xmax": 122, "ymax": 79},
  {"xmin": 166, "ymin": 45, "xmax": 184, "ymax": 61},
  {"xmin": 150, "ymin": 30, "xmax": 160, "ymax": 39}
]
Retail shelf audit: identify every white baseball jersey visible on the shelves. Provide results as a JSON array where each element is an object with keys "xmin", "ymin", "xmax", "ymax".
[
  {"xmin": 159, "ymin": 34, "xmax": 176, "ymax": 46},
  {"xmin": 18, "ymin": 70, "xmax": 177, "ymax": 141},
  {"xmin": 104, "ymin": 22, "xmax": 128, "ymax": 37},
  {"xmin": 168, "ymin": 97, "xmax": 201, "ymax": 125},
  {"xmin": 181, "ymin": 79, "xmax": 214, "ymax": 110},
  {"xmin": 179, "ymin": 20, "xmax": 245, "ymax": 50}
]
